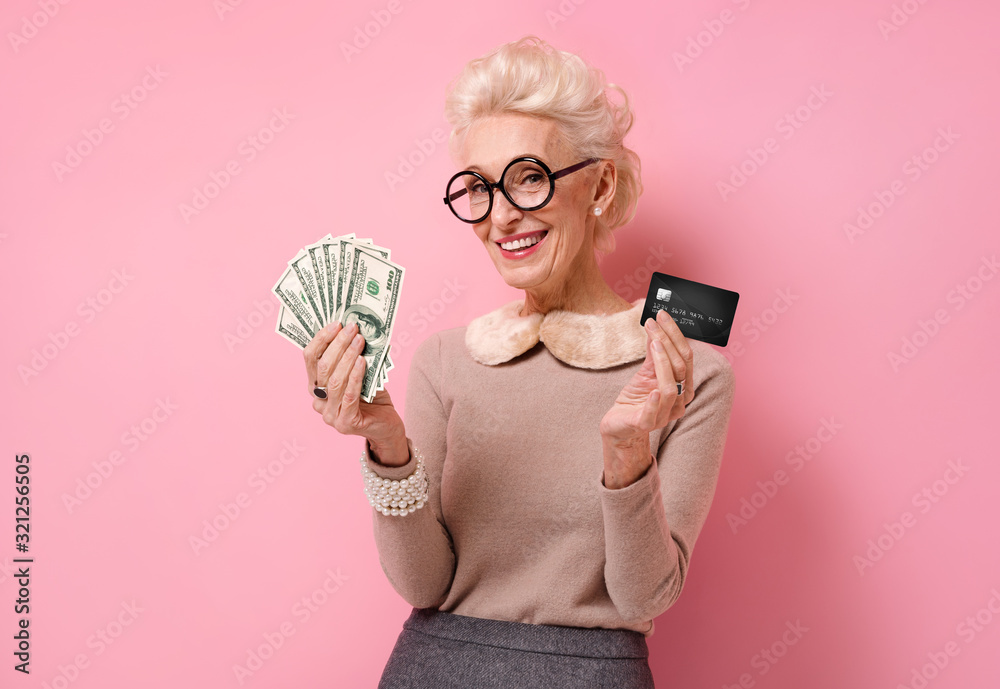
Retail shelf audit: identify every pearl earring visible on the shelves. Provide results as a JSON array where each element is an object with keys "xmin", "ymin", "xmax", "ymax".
[{"xmin": 593, "ymin": 207, "xmax": 603, "ymax": 217}]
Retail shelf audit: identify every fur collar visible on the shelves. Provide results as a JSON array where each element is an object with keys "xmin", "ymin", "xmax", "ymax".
[{"xmin": 465, "ymin": 298, "xmax": 648, "ymax": 369}]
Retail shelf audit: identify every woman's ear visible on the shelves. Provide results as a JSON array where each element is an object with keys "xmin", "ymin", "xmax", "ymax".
[{"xmin": 592, "ymin": 160, "xmax": 617, "ymax": 213}]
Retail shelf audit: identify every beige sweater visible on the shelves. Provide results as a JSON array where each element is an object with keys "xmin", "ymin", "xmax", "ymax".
[{"xmin": 363, "ymin": 297, "xmax": 736, "ymax": 637}]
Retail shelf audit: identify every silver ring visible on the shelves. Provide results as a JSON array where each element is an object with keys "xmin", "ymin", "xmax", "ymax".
[{"xmin": 313, "ymin": 386, "xmax": 328, "ymax": 400}]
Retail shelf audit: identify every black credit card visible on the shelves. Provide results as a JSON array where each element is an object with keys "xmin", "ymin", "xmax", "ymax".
[{"xmin": 640, "ymin": 272, "xmax": 740, "ymax": 347}]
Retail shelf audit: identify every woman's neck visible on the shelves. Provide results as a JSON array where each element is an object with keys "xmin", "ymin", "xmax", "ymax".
[{"xmin": 519, "ymin": 257, "xmax": 633, "ymax": 318}]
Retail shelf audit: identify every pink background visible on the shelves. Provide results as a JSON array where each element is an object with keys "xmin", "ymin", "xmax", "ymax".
[{"xmin": 2, "ymin": 0, "xmax": 998, "ymax": 687}]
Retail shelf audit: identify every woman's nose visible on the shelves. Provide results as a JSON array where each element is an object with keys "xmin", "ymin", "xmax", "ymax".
[{"xmin": 490, "ymin": 190, "xmax": 523, "ymax": 227}]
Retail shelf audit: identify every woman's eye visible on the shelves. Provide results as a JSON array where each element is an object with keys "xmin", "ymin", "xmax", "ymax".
[{"xmin": 471, "ymin": 183, "xmax": 488, "ymax": 194}]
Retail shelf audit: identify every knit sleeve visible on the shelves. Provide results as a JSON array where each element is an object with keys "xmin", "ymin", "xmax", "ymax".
[
  {"xmin": 597, "ymin": 344, "xmax": 736, "ymax": 625},
  {"xmin": 361, "ymin": 333, "xmax": 456, "ymax": 609}
]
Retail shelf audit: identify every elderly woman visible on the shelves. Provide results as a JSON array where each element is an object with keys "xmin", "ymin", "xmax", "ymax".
[{"xmin": 304, "ymin": 36, "xmax": 735, "ymax": 689}]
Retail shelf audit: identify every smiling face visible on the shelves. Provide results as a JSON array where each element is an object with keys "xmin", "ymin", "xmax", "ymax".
[{"xmin": 456, "ymin": 113, "xmax": 601, "ymax": 296}]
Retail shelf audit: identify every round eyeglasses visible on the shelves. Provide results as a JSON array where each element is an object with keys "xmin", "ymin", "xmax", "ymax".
[{"xmin": 443, "ymin": 157, "xmax": 600, "ymax": 224}]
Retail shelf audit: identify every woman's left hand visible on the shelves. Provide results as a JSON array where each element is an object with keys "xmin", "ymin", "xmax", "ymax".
[{"xmin": 600, "ymin": 309, "xmax": 695, "ymax": 443}]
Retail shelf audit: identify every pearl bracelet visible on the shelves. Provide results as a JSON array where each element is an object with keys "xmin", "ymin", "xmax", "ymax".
[{"xmin": 359, "ymin": 444, "xmax": 428, "ymax": 517}]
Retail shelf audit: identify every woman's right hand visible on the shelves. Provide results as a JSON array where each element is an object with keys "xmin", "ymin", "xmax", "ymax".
[{"xmin": 304, "ymin": 320, "xmax": 407, "ymax": 463}]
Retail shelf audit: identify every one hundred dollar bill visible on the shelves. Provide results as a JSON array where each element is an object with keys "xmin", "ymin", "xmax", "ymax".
[
  {"xmin": 272, "ymin": 264, "xmax": 322, "ymax": 336},
  {"xmin": 288, "ymin": 249, "xmax": 326, "ymax": 327},
  {"xmin": 341, "ymin": 245, "xmax": 404, "ymax": 402},
  {"xmin": 315, "ymin": 233, "xmax": 339, "ymax": 323},
  {"xmin": 275, "ymin": 305, "xmax": 311, "ymax": 348},
  {"xmin": 334, "ymin": 234, "xmax": 358, "ymax": 325},
  {"xmin": 336, "ymin": 237, "xmax": 390, "ymax": 324},
  {"xmin": 304, "ymin": 242, "xmax": 330, "ymax": 324}
]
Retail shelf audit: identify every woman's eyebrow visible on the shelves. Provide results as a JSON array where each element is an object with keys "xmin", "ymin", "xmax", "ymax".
[{"xmin": 466, "ymin": 153, "xmax": 543, "ymax": 174}]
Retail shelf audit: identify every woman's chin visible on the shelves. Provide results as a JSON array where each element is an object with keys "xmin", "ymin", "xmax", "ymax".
[
  {"xmin": 488, "ymin": 246, "xmax": 559, "ymax": 292},
  {"xmin": 495, "ymin": 268, "xmax": 548, "ymax": 292}
]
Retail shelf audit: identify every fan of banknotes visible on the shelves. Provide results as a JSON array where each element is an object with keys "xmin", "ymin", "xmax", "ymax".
[{"xmin": 272, "ymin": 233, "xmax": 404, "ymax": 403}]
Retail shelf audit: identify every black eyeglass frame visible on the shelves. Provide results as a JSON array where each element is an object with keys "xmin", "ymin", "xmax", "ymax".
[{"xmin": 442, "ymin": 156, "xmax": 601, "ymax": 224}]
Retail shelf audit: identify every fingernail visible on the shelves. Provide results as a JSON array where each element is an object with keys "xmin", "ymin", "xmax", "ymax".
[
  {"xmin": 352, "ymin": 334, "xmax": 363, "ymax": 348},
  {"xmin": 652, "ymin": 339, "xmax": 664, "ymax": 352}
]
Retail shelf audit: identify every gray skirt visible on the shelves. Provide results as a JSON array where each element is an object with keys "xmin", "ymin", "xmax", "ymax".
[{"xmin": 378, "ymin": 608, "xmax": 655, "ymax": 688}]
